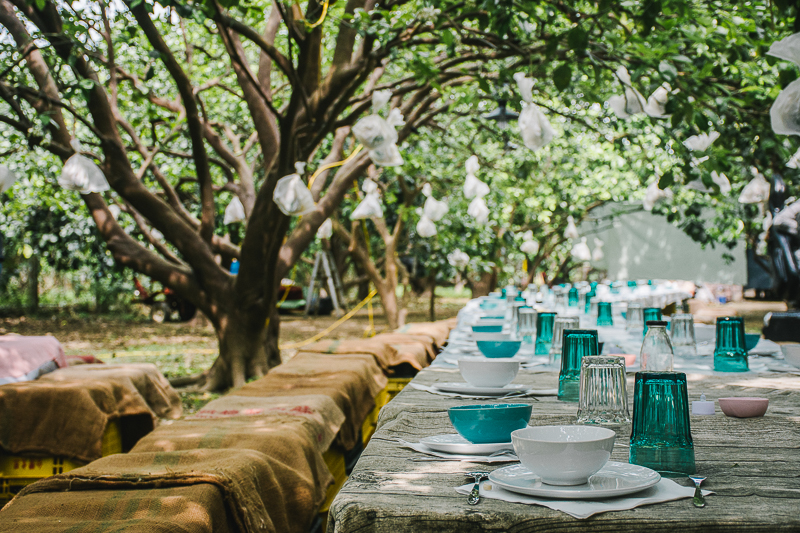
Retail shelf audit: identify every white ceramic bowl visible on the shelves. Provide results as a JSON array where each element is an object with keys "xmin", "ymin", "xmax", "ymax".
[
  {"xmin": 458, "ymin": 358, "xmax": 520, "ymax": 387},
  {"xmin": 781, "ymin": 344, "xmax": 800, "ymax": 369},
  {"xmin": 472, "ymin": 332, "xmax": 512, "ymax": 342},
  {"xmin": 511, "ymin": 425, "xmax": 616, "ymax": 486}
]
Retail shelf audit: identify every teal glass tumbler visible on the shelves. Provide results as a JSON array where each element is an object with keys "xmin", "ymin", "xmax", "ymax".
[
  {"xmin": 568, "ymin": 287, "xmax": 579, "ymax": 307},
  {"xmin": 558, "ymin": 329, "xmax": 600, "ymax": 402},
  {"xmin": 642, "ymin": 307, "xmax": 662, "ymax": 335},
  {"xmin": 534, "ymin": 312, "xmax": 556, "ymax": 355},
  {"xmin": 584, "ymin": 291, "xmax": 595, "ymax": 314},
  {"xmin": 713, "ymin": 316, "xmax": 749, "ymax": 372},
  {"xmin": 629, "ymin": 371, "xmax": 695, "ymax": 476},
  {"xmin": 596, "ymin": 302, "xmax": 613, "ymax": 326}
]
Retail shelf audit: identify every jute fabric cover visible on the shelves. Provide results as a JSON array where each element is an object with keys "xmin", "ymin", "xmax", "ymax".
[
  {"xmin": 300, "ymin": 339, "xmax": 402, "ymax": 372},
  {"xmin": 189, "ymin": 393, "xmax": 345, "ymax": 453},
  {"xmin": 274, "ymin": 352, "xmax": 388, "ymax": 397},
  {"xmin": 9, "ymin": 449, "xmax": 305, "ymax": 533},
  {"xmin": 38, "ymin": 363, "xmax": 182, "ymax": 419},
  {"xmin": 131, "ymin": 415, "xmax": 333, "ymax": 527},
  {"xmin": 393, "ymin": 321, "xmax": 453, "ymax": 349},
  {"xmin": 232, "ymin": 364, "xmax": 377, "ymax": 450},
  {"xmin": 371, "ymin": 333, "xmax": 438, "ymax": 368},
  {"xmin": 0, "ymin": 379, "xmax": 154, "ymax": 462},
  {"xmin": 0, "ymin": 485, "xmax": 233, "ymax": 533}
]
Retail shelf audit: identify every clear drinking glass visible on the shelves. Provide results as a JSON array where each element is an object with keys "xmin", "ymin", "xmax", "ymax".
[
  {"xmin": 629, "ymin": 371, "xmax": 696, "ymax": 476},
  {"xmin": 640, "ymin": 320, "xmax": 674, "ymax": 371},
  {"xmin": 626, "ymin": 303, "xmax": 644, "ymax": 331},
  {"xmin": 670, "ymin": 314, "xmax": 697, "ymax": 357},
  {"xmin": 535, "ymin": 312, "xmax": 557, "ymax": 355},
  {"xmin": 589, "ymin": 298, "xmax": 598, "ymax": 317},
  {"xmin": 550, "ymin": 316, "xmax": 580, "ymax": 365},
  {"xmin": 555, "ymin": 289, "xmax": 568, "ymax": 312},
  {"xmin": 577, "ymin": 356, "xmax": 631, "ymax": 425},
  {"xmin": 714, "ymin": 316, "xmax": 749, "ymax": 372},
  {"xmin": 558, "ymin": 329, "xmax": 600, "ymax": 402},
  {"xmin": 596, "ymin": 302, "xmax": 614, "ymax": 326},
  {"xmin": 518, "ymin": 308, "xmax": 537, "ymax": 344}
]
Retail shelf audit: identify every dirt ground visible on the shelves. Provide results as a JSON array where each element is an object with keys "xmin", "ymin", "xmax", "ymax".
[{"xmin": 0, "ymin": 296, "xmax": 786, "ymax": 413}]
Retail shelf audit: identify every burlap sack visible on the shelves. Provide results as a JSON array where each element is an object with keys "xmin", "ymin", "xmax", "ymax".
[
  {"xmin": 189, "ymin": 394, "xmax": 345, "ymax": 453},
  {"xmin": 0, "ymin": 380, "xmax": 155, "ymax": 462},
  {"xmin": 372, "ymin": 333, "xmax": 437, "ymax": 368},
  {"xmin": 10, "ymin": 448, "xmax": 311, "ymax": 533},
  {"xmin": 38, "ymin": 363, "xmax": 182, "ymax": 419},
  {"xmin": 131, "ymin": 416, "xmax": 333, "ymax": 520},
  {"xmin": 300, "ymin": 339, "xmax": 400, "ymax": 372},
  {"xmin": 394, "ymin": 321, "xmax": 452, "ymax": 348},
  {"xmin": 233, "ymin": 370, "xmax": 376, "ymax": 450},
  {"xmin": 276, "ymin": 352, "xmax": 387, "ymax": 397},
  {"xmin": 0, "ymin": 485, "xmax": 233, "ymax": 533}
]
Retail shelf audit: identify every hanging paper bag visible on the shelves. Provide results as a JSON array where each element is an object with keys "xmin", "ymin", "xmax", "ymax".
[
  {"xmin": 448, "ymin": 249, "xmax": 470, "ymax": 269},
  {"xmin": 368, "ymin": 143, "xmax": 403, "ymax": 167},
  {"xmin": 738, "ymin": 171, "xmax": 770, "ymax": 204},
  {"xmin": 58, "ymin": 139, "xmax": 110, "ymax": 194},
  {"xmin": 224, "ymin": 196, "xmax": 246, "ymax": 224},
  {"xmin": 771, "ymin": 78, "xmax": 800, "ymax": 136},
  {"xmin": 273, "ymin": 173, "xmax": 316, "ymax": 216},
  {"xmin": 416, "ymin": 215, "xmax": 437, "ymax": 237},
  {"xmin": 767, "ymin": 32, "xmax": 800, "ymax": 67},
  {"xmin": 352, "ymin": 192, "xmax": 383, "ymax": 220},
  {"xmin": 592, "ymin": 238, "xmax": 605, "ymax": 262},
  {"xmin": 352, "ymin": 115, "xmax": 398, "ymax": 150},
  {"xmin": 0, "ymin": 165, "xmax": 17, "ymax": 193},
  {"xmin": 464, "ymin": 173, "xmax": 490, "ymax": 199},
  {"xmin": 564, "ymin": 215, "xmax": 579, "ymax": 239},
  {"xmin": 317, "ymin": 218, "xmax": 333, "ymax": 239},
  {"xmin": 518, "ymin": 103, "xmax": 555, "ymax": 151},
  {"xmin": 571, "ymin": 237, "xmax": 592, "ymax": 262},
  {"xmin": 467, "ymin": 197, "xmax": 490, "ymax": 224}
]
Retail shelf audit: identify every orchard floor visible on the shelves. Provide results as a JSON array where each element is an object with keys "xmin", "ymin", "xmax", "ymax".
[{"xmin": 0, "ymin": 296, "xmax": 786, "ymax": 414}]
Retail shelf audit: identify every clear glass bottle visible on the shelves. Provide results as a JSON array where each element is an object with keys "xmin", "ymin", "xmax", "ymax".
[{"xmin": 640, "ymin": 321, "xmax": 674, "ymax": 371}]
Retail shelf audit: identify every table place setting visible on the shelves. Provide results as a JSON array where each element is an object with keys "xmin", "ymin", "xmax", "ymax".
[{"xmin": 390, "ymin": 437, "xmax": 518, "ymax": 463}]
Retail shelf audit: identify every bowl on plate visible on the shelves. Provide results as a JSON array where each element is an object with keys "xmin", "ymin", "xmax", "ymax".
[
  {"xmin": 479, "ymin": 315, "xmax": 506, "ymax": 321},
  {"xmin": 511, "ymin": 425, "xmax": 616, "ymax": 486},
  {"xmin": 448, "ymin": 403, "xmax": 532, "ymax": 443},
  {"xmin": 472, "ymin": 324, "xmax": 503, "ymax": 333},
  {"xmin": 745, "ymin": 334, "xmax": 760, "ymax": 352},
  {"xmin": 458, "ymin": 358, "xmax": 520, "ymax": 387},
  {"xmin": 781, "ymin": 344, "xmax": 800, "ymax": 369},
  {"xmin": 718, "ymin": 397, "xmax": 769, "ymax": 418},
  {"xmin": 472, "ymin": 333, "xmax": 521, "ymax": 358}
]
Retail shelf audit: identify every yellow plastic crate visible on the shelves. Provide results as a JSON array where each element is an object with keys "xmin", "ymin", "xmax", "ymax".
[
  {"xmin": 386, "ymin": 377, "xmax": 412, "ymax": 400},
  {"xmin": 0, "ymin": 419, "xmax": 122, "ymax": 504},
  {"xmin": 320, "ymin": 449, "xmax": 347, "ymax": 513}
]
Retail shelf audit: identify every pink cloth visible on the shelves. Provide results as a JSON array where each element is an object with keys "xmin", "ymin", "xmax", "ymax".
[{"xmin": 0, "ymin": 335, "xmax": 67, "ymax": 384}]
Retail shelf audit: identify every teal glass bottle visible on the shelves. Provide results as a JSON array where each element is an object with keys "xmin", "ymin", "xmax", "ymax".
[
  {"xmin": 596, "ymin": 302, "xmax": 613, "ymax": 326},
  {"xmin": 713, "ymin": 316, "xmax": 749, "ymax": 372},
  {"xmin": 567, "ymin": 287, "xmax": 579, "ymax": 307},
  {"xmin": 629, "ymin": 371, "xmax": 695, "ymax": 476},
  {"xmin": 627, "ymin": 280, "xmax": 638, "ymax": 288},
  {"xmin": 534, "ymin": 312, "xmax": 556, "ymax": 355},
  {"xmin": 584, "ymin": 289, "xmax": 596, "ymax": 314},
  {"xmin": 642, "ymin": 307, "xmax": 662, "ymax": 336},
  {"xmin": 558, "ymin": 329, "xmax": 599, "ymax": 402}
]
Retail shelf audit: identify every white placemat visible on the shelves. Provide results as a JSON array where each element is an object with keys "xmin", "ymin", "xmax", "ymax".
[{"xmin": 455, "ymin": 478, "xmax": 712, "ymax": 519}]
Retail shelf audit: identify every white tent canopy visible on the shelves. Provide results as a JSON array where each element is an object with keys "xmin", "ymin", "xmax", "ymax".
[{"xmin": 581, "ymin": 203, "xmax": 747, "ymax": 285}]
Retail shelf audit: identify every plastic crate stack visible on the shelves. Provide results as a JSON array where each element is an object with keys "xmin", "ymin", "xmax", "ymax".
[{"xmin": 0, "ymin": 319, "xmax": 456, "ymax": 533}]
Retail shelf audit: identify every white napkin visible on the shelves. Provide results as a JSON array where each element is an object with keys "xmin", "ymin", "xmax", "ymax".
[
  {"xmin": 409, "ymin": 383, "xmax": 558, "ymax": 399},
  {"xmin": 395, "ymin": 439, "xmax": 517, "ymax": 463},
  {"xmin": 455, "ymin": 478, "xmax": 712, "ymax": 519}
]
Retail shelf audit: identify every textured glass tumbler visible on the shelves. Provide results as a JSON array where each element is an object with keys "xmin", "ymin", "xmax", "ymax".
[
  {"xmin": 584, "ymin": 291, "xmax": 596, "ymax": 314},
  {"xmin": 558, "ymin": 329, "xmax": 600, "ymax": 402},
  {"xmin": 640, "ymin": 321, "xmax": 674, "ymax": 371},
  {"xmin": 626, "ymin": 303, "xmax": 644, "ymax": 331},
  {"xmin": 642, "ymin": 308, "xmax": 662, "ymax": 336},
  {"xmin": 670, "ymin": 314, "xmax": 697, "ymax": 357},
  {"xmin": 577, "ymin": 356, "xmax": 631, "ymax": 425},
  {"xmin": 518, "ymin": 308, "xmax": 537, "ymax": 344},
  {"xmin": 596, "ymin": 302, "xmax": 614, "ymax": 326},
  {"xmin": 629, "ymin": 371, "xmax": 695, "ymax": 476},
  {"xmin": 535, "ymin": 312, "xmax": 557, "ymax": 355},
  {"xmin": 714, "ymin": 316, "xmax": 749, "ymax": 372},
  {"xmin": 550, "ymin": 316, "xmax": 580, "ymax": 364},
  {"xmin": 568, "ymin": 287, "xmax": 579, "ymax": 307}
]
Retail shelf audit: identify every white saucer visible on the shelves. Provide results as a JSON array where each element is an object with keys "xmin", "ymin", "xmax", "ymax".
[
  {"xmin": 488, "ymin": 461, "xmax": 661, "ymax": 499},
  {"xmin": 419, "ymin": 434, "xmax": 514, "ymax": 454},
  {"xmin": 433, "ymin": 382, "xmax": 528, "ymax": 395}
]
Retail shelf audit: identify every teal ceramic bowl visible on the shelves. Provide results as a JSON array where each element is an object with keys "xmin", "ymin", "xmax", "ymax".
[
  {"xmin": 448, "ymin": 404, "xmax": 532, "ymax": 443},
  {"xmin": 472, "ymin": 324, "xmax": 503, "ymax": 333},
  {"xmin": 479, "ymin": 315, "xmax": 506, "ymax": 320},
  {"xmin": 745, "ymin": 334, "xmax": 760, "ymax": 352},
  {"xmin": 476, "ymin": 338, "xmax": 522, "ymax": 358},
  {"xmin": 480, "ymin": 301, "xmax": 500, "ymax": 310}
]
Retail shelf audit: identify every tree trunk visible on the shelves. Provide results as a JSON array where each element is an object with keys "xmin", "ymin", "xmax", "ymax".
[
  {"xmin": 428, "ymin": 271, "xmax": 436, "ymax": 321},
  {"xmin": 469, "ymin": 268, "xmax": 497, "ymax": 298},
  {"xmin": 376, "ymin": 280, "xmax": 399, "ymax": 329},
  {"xmin": 27, "ymin": 256, "xmax": 39, "ymax": 312}
]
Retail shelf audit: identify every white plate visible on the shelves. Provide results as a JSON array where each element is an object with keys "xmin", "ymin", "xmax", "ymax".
[
  {"xmin": 433, "ymin": 382, "xmax": 528, "ymax": 395},
  {"xmin": 419, "ymin": 434, "xmax": 514, "ymax": 455},
  {"xmin": 488, "ymin": 461, "xmax": 661, "ymax": 499}
]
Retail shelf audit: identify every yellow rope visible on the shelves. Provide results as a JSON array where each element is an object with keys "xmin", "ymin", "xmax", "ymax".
[
  {"xmin": 364, "ymin": 297, "xmax": 376, "ymax": 338},
  {"xmin": 280, "ymin": 289, "xmax": 378, "ymax": 350},
  {"xmin": 306, "ymin": 0, "xmax": 330, "ymax": 29},
  {"xmin": 308, "ymin": 144, "xmax": 363, "ymax": 190},
  {"xmin": 95, "ymin": 348, "xmax": 217, "ymax": 358}
]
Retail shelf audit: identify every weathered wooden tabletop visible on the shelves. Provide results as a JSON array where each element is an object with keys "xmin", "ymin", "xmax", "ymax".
[{"xmin": 328, "ymin": 367, "xmax": 800, "ymax": 532}]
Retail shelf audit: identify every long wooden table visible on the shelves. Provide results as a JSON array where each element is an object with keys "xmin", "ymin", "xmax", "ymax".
[{"xmin": 327, "ymin": 367, "xmax": 800, "ymax": 532}]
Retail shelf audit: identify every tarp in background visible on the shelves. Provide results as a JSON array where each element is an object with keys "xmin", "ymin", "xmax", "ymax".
[
  {"xmin": 0, "ymin": 335, "xmax": 66, "ymax": 385},
  {"xmin": 582, "ymin": 203, "xmax": 747, "ymax": 285}
]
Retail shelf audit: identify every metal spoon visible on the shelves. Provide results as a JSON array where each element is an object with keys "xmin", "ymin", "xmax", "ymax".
[
  {"xmin": 466, "ymin": 471, "xmax": 490, "ymax": 505},
  {"xmin": 688, "ymin": 475, "xmax": 707, "ymax": 508}
]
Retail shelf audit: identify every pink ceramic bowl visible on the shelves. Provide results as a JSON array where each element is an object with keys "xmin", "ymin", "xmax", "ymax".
[
  {"xmin": 718, "ymin": 397, "xmax": 769, "ymax": 418},
  {"xmin": 620, "ymin": 354, "xmax": 637, "ymax": 367}
]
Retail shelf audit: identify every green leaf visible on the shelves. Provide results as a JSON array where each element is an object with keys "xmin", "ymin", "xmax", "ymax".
[
  {"xmin": 148, "ymin": 50, "xmax": 161, "ymax": 59},
  {"xmin": 567, "ymin": 27, "xmax": 588, "ymax": 52},
  {"xmin": 34, "ymin": 0, "xmax": 45, "ymax": 10},
  {"xmin": 553, "ymin": 64, "xmax": 572, "ymax": 91},
  {"xmin": 658, "ymin": 170, "xmax": 674, "ymax": 189},
  {"xmin": 79, "ymin": 79, "xmax": 95, "ymax": 90},
  {"xmin": 658, "ymin": 60, "xmax": 678, "ymax": 81}
]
